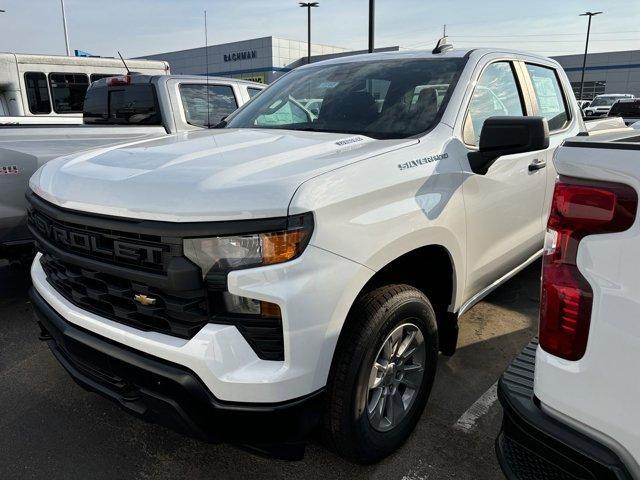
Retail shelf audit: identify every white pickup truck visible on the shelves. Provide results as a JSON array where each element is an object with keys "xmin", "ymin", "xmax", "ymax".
[
  {"xmin": 0, "ymin": 74, "xmax": 264, "ymax": 259},
  {"xmin": 497, "ymin": 130, "xmax": 640, "ymax": 480},
  {"xmin": 27, "ymin": 43, "xmax": 583, "ymax": 462}
]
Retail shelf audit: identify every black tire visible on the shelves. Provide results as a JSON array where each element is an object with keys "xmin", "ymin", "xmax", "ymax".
[{"xmin": 324, "ymin": 284, "xmax": 439, "ymax": 464}]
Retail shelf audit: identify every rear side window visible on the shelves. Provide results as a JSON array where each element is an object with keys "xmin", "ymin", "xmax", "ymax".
[
  {"xmin": 179, "ymin": 84, "xmax": 238, "ymax": 127},
  {"xmin": 525, "ymin": 64, "xmax": 570, "ymax": 131},
  {"xmin": 463, "ymin": 62, "xmax": 524, "ymax": 146},
  {"xmin": 24, "ymin": 72, "xmax": 52, "ymax": 114},
  {"xmin": 83, "ymin": 84, "xmax": 161, "ymax": 125},
  {"xmin": 247, "ymin": 87, "xmax": 262, "ymax": 98}
]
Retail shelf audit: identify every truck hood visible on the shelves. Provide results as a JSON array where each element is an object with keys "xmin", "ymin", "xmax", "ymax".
[{"xmin": 31, "ymin": 128, "xmax": 415, "ymax": 221}]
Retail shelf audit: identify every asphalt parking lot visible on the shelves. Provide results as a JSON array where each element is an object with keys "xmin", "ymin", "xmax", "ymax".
[{"xmin": 0, "ymin": 259, "xmax": 540, "ymax": 480}]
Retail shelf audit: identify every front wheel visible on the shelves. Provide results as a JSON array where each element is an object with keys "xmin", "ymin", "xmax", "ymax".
[{"xmin": 324, "ymin": 284, "xmax": 439, "ymax": 464}]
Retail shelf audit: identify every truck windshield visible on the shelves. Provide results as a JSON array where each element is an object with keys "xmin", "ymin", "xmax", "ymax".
[{"xmin": 224, "ymin": 58, "xmax": 465, "ymax": 139}]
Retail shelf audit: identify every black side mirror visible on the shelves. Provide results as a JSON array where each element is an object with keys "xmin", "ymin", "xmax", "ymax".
[{"xmin": 468, "ymin": 116, "xmax": 549, "ymax": 174}]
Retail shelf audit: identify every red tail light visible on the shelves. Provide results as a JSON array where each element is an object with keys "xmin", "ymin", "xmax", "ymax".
[
  {"xmin": 540, "ymin": 176, "xmax": 637, "ymax": 360},
  {"xmin": 107, "ymin": 75, "xmax": 131, "ymax": 86}
]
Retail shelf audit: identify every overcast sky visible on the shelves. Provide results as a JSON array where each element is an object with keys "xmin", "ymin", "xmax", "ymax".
[{"xmin": 0, "ymin": 0, "xmax": 638, "ymax": 59}]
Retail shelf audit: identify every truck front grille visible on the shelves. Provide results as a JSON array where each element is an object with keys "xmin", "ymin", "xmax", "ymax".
[
  {"xmin": 41, "ymin": 254, "xmax": 209, "ymax": 338},
  {"xmin": 27, "ymin": 208, "xmax": 173, "ymax": 273},
  {"xmin": 27, "ymin": 191, "xmax": 286, "ymax": 360}
]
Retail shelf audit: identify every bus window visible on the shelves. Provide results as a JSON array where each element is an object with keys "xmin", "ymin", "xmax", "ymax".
[
  {"xmin": 24, "ymin": 72, "xmax": 52, "ymax": 114},
  {"xmin": 49, "ymin": 73, "xmax": 89, "ymax": 113}
]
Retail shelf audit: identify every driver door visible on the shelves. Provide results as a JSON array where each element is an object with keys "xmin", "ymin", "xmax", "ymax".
[{"xmin": 461, "ymin": 60, "xmax": 547, "ymax": 299}]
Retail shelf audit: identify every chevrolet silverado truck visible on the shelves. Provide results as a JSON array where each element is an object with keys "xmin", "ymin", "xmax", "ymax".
[
  {"xmin": 28, "ymin": 42, "xmax": 584, "ymax": 462},
  {"xmin": 497, "ymin": 130, "xmax": 640, "ymax": 480},
  {"xmin": 0, "ymin": 74, "xmax": 264, "ymax": 260}
]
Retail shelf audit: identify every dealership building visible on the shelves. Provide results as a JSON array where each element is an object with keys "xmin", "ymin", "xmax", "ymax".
[
  {"xmin": 552, "ymin": 49, "xmax": 640, "ymax": 100},
  {"xmin": 138, "ymin": 36, "xmax": 354, "ymax": 84}
]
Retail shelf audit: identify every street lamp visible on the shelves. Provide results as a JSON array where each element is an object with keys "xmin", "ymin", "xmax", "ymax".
[
  {"xmin": 368, "ymin": 0, "xmax": 375, "ymax": 53},
  {"xmin": 60, "ymin": 0, "xmax": 70, "ymax": 56},
  {"xmin": 299, "ymin": 2, "xmax": 319, "ymax": 65},
  {"xmin": 578, "ymin": 11, "xmax": 603, "ymax": 101}
]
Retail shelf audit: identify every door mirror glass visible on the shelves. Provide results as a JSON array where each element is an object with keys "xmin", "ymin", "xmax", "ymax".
[{"xmin": 468, "ymin": 116, "xmax": 549, "ymax": 174}]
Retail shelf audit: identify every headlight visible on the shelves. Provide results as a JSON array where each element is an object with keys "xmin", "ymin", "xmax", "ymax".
[{"xmin": 183, "ymin": 213, "xmax": 313, "ymax": 278}]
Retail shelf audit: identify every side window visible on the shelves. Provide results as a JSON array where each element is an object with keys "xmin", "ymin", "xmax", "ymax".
[
  {"xmin": 463, "ymin": 62, "xmax": 524, "ymax": 146},
  {"xmin": 24, "ymin": 72, "xmax": 52, "ymax": 114},
  {"xmin": 180, "ymin": 84, "xmax": 239, "ymax": 127},
  {"xmin": 525, "ymin": 64, "xmax": 570, "ymax": 131},
  {"xmin": 247, "ymin": 87, "xmax": 262, "ymax": 98},
  {"xmin": 49, "ymin": 73, "xmax": 89, "ymax": 113}
]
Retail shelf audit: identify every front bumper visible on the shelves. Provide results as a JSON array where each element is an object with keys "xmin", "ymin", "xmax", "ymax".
[
  {"xmin": 496, "ymin": 339, "xmax": 632, "ymax": 480},
  {"xmin": 31, "ymin": 244, "xmax": 372, "ymax": 404},
  {"xmin": 31, "ymin": 286, "xmax": 324, "ymax": 452}
]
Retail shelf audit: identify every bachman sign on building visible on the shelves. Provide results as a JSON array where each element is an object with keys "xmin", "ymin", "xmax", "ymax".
[{"xmin": 223, "ymin": 50, "xmax": 257, "ymax": 62}]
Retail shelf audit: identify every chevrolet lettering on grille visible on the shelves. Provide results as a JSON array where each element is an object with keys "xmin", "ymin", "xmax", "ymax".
[{"xmin": 32, "ymin": 212, "xmax": 163, "ymax": 263}]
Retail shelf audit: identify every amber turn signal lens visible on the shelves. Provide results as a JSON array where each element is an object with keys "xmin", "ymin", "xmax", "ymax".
[
  {"xmin": 261, "ymin": 229, "xmax": 309, "ymax": 265},
  {"xmin": 260, "ymin": 301, "xmax": 281, "ymax": 318}
]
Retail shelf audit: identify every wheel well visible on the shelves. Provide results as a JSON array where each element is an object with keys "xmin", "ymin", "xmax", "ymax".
[{"xmin": 355, "ymin": 245, "xmax": 458, "ymax": 355}]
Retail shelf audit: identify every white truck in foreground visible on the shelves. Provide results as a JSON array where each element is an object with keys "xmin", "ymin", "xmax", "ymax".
[
  {"xmin": 28, "ymin": 43, "xmax": 583, "ymax": 462},
  {"xmin": 497, "ymin": 130, "xmax": 640, "ymax": 479},
  {"xmin": 0, "ymin": 74, "xmax": 264, "ymax": 260}
]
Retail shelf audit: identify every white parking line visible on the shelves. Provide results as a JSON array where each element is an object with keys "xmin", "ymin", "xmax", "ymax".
[{"xmin": 452, "ymin": 382, "xmax": 499, "ymax": 433}]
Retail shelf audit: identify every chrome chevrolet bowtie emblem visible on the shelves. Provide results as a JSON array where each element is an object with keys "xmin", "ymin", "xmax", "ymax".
[{"xmin": 133, "ymin": 294, "xmax": 157, "ymax": 306}]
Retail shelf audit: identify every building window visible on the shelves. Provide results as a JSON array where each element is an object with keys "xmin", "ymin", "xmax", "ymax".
[
  {"xmin": 24, "ymin": 72, "xmax": 52, "ymax": 114},
  {"xmin": 179, "ymin": 84, "xmax": 239, "ymax": 127},
  {"xmin": 570, "ymin": 80, "xmax": 606, "ymax": 101},
  {"xmin": 49, "ymin": 73, "xmax": 90, "ymax": 113}
]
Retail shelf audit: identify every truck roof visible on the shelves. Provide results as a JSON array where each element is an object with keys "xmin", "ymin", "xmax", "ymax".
[
  {"xmin": 297, "ymin": 47, "xmax": 561, "ymax": 68},
  {"xmin": 89, "ymin": 74, "xmax": 265, "ymax": 88}
]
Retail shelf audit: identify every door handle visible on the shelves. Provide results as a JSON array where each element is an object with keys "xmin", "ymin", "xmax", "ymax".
[{"xmin": 528, "ymin": 159, "xmax": 547, "ymax": 172}]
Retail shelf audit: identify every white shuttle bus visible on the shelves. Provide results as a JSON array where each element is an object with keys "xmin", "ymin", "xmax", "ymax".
[{"xmin": 0, "ymin": 53, "xmax": 169, "ymax": 124}]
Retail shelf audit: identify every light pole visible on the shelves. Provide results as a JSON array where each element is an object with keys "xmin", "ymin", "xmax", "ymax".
[
  {"xmin": 60, "ymin": 0, "xmax": 70, "ymax": 56},
  {"xmin": 299, "ymin": 2, "xmax": 319, "ymax": 65},
  {"xmin": 368, "ymin": 0, "xmax": 375, "ymax": 53},
  {"xmin": 578, "ymin": 11, "xmax": 602, "ymax": 101}
]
